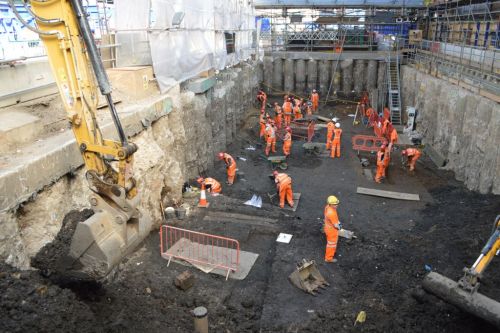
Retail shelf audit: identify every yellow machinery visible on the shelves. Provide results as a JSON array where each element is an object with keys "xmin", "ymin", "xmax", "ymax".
[
  {"xmin": 9, "ymin": 0, "xmax": 151, "ymax": 278},
  {"xmin": 423, "ymin": 215, "xmax": 500, "ymax": 328}
]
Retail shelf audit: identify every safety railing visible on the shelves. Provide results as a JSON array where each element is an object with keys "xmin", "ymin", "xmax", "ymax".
[{"xmin": 160, "ymin": 225, "xmax": 240, "ymax": 280}]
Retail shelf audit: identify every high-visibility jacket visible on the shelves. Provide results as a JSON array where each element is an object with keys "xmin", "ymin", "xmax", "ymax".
[
  {"xmin": 204, "ymin": 178, "xmax": 221, "ymax": 192},
  {"xmin": 405, "ymin": 148, "xmax": 421, "ymax": 157},
  {"xmin": 283, "ymin": 101, "xmax": 293, "ymax": 114},
  {"xmin": 311, "ymin": 93, "xmax": 319, "ymax": 105},
  {"xmin": 283, "ymin": 132, "xmax": 292, "ymax": 143},
  {"xmin": 223, "ymin": 153, "xmax": 235, "ymax": 168},
  {"xmin": 324, "ymin": 205, "xmax": 339, "ymax": 229},
  {"xmin": 333, "ymin": 128, "xmax": 342, "ymax": 142},
  {"xmin": 327, "ymin": 122, "xmax": 335, "ymax": 138},
  {"xmin": 265, "ymin": 124, "xmax": 275, "ymax": 139},
  {"xmin": 275, "ymin": 173, "xmax": 292, "ymax": 188}
]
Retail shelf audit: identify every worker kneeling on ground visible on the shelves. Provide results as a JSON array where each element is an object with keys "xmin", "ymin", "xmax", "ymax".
[
  {"xmin": 218, "ymin": 152, "xmax": 237, "ymax": 185},
  {"xmin": 324, "ymin": 195, "xmax": 341, "ymax": 263},
  {"xmin": 402, "ymin": 147, "xmax": 422, "ymax": 171},
  {"xmin": 330, "ymin": 123, "xmax": 342, "ymax": 158},
  {"xmin": 197, "ymin": 177, "xmax": 221, "ymax": 195},
  {"xmin": 283, "ymin": 126, "xmax": 292, "ymax": 157},
  {"xmin": 273, "ymin": 171, "xmax": 294, "ymax": 209}
]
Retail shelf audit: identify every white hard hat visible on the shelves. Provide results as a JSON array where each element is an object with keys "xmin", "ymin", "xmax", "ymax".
[
  {"xmin": 313, "ymin": 89, "xmax": 316, "ymax": 92},
  {"xmin": 335, "ymin": 123, "xmax": 341, "ymax": 128},
  {"xmin": 332, "ymin": 117, "xmax": 339, "ymax": 122}
]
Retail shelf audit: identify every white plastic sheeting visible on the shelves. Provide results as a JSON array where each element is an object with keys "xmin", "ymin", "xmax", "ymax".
[{"xmin": 116, "ymin": 0, "xmax": 255, "ymax": 93}]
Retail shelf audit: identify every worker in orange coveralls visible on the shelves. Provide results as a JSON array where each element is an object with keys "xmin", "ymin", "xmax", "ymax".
[
  {"xmin": 265, "ymin": 121, "xmax": 276, "ymax": 156},
  {"xmin": 388, "ymin": 128, "xmax": 398, "ymax": 151},
  {"xmin": 374, "ymin": 144, "xmax": 388, "ymax": 183},
  {"xmin": 326, "ymin": 119, "xmax": 335, "ymax": 150},
  {"xmin": 256, "ymin": 89, "xmax": 267, "ymax": 109},
  {"xmin": 282, "ymin": 126, "xmax": 292, "ymax": 157},
  {"xmin": 330, "ymin": 123, "xmax": 342, "ymax": 158},
  {"xmin": 310, "ymin": 89, "xmax": 319, "ymax": 112},
  {"xmin": 197, "ymin": 177, "xmax": 222, "ymax": 195},
  {"xmin": 305, "ymin": 101, "xmax": 313, "ymax": 116},
  {"xmin": 274, "ymin": 103, "xmax": 283, "ymax": 130},
  {"xmin": 324, "ymin": 195, "xmax": 341, "ymax": 263},
  {"xmin": 259, "ymin": 109, "xmax": 266, "ymax": 139},
  {"xmin": 293, "ymin": 103, "xmax": 303, "ymax": 120},
  {"xmin": 402, "ymin": 148, "xmax": 422, "ymax": 171},
  {"xmin": 273, "ymin": 171, "xmax": 294, "ymax": 209},
  {"xmin": 218, "ymin": 152, "xmax": 237, "ymax": 185},
  {"xmin": 283, "ymin": 98, "xmax": 293, "ymax": 126}
]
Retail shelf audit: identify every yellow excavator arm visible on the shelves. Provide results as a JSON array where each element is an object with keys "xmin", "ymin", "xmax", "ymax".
[{"xmin": 9, "ymin": 0, "xmax": 151, "ymax": 279}]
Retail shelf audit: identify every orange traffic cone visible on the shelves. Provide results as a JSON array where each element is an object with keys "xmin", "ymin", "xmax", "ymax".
[{"xmin": 198, "ymin": 183, "xmax": 210, "ymax": 208}]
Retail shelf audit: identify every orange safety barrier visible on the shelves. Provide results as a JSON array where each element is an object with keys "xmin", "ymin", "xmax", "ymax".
[
  {"xmin": 352, "ymin": 135, "xmax": 388, "ymax": 153},
  {"xmin": 160, "ymin": 225, "xmax": 240, "ymax": 280}
]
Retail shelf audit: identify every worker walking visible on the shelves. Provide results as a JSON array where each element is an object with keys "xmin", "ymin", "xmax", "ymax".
[
  {"xmin": 283, "ymin": 98, "xmax": 293, "ymax": 126},
  {"xmin": 374, "ymin": 144, "xmax": 387, "ymax": 183},
  {"xmin": 402, "ymin": 148, "xmax": 422, "ymax": 171},
  {"xmin": 197, "ymin": 177, "xmax": 222, "ymax": 195},
  {"xmin": 326, "ymin": 119, "xmax": 335, "ymax": 150},
  {"xmin": 273, "ymin": 171, "xmax": 294, "ymax": 209},
  {"xmin": 218, "ymin": 152, "xmax": 237, "ymax": 185},
  {"xmin": 283, "ymin": 126, "xmax": 292, "ymax": 157},
  {"xmin": 274, "ymin": 103, "xmax": 283, "ymax": 130},
  {"xmin": 265, "ymin": 121, "xmax": 276, "ymax": 156},
  {"xmin": 330, "ymin": 123, "xmax": 342, "ymax": 158},
  {"xmin": 388, "ymin": 128, "xmax": 398, "ymax": 151},
  {"xmin": 324, "ymin": 195, "xmax": 341, "ymax": 263},
  {"xmin": 310, "ymin": 89, "xmax": 319, "ymax": 113}
]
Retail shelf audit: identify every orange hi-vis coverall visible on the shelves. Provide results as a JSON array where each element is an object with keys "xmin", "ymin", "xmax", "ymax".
[
  {"xmin": 257, "ymin": 91, "xmax": 267, "ymax": 109},
  {"xmin": 375, "ymin": 149, "xmax": 386, "ymax": 183},
  {"xmin": 259, "ymin": 113, "xmax": 266, "ymax": 139},
  {"xmin": 275, "ymin": 173, "xmax": 294, "ymax": 209},
  {"xmin": 382, "ymin": 149, "xmax": 391, "ymax": 178},
  {"xmin": 274, "ymin": 105, "xmax": 283, "ymax": 129},
  {"xmin": 293, "ymin": 105, "xmax": 302, "ymax": 120},
  {"xmin": 265, "ymin": 123, "xmax": 276, "ymax": 156},
  {"xmin": 326, "ymin": 121, "xmax": 335, "ymax": 149},
  {"xmin": 330, "ymin": 128, "xmax": 342, "ymax": 158},
  {"xmin": 283, "ymin": 131, "xmax": 292, "ymax": 157},
  {"xmin": 405, "ymin": 148, "xmax": 422, "ymax": 171},
  {"xmin": 311, "ymin": 92, "xmax": 319, "ymax": 112},
  {"xmin": 203, "ymin": 178, "xmax": 222, "ymax": 194},
  {"xmin": 382, "ymin": 118, "xmax": 391, "ymax": 136},
  {"xmin": 222, "ymin": 153, "xmax": 237, "ymax": 185},
  {"xmin": 283, "ymin": 101, "xmax": 293, "ymax": 126},
  {"xmin": 324, "ymin": 204, "xmax": 340, "ymax": 261},
  {"xmin": 390, "ymin": 128, "xmax": 398, "ymax": 145}
]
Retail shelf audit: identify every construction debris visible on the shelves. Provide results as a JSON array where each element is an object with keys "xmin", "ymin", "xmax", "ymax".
[
  {"xmin": 175, "ymin": 270, "xmax": 195, "ymax": 291},
  {"xmin": 276, "ymin": 233, "xmax": 293, "ymax": 243},
  {"xmin": 244, "ymin": 194, "xmax": 262, "ymax": 208},
  {"xmin": 356, "ymin": 187, "xmax": 420, "ymax": 201}
]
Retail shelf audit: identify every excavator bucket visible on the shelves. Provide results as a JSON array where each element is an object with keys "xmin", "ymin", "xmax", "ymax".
[
  {"xmin": 69, "ymin": 210, "xmax": 152, "ymax": 279},
  {"xmin": 422, "ymin": 272, "xmax": 500, "ymax": 328},
  {"xmin": 288, "ymin": 259, "xmax": 330, "ymax": 295}
]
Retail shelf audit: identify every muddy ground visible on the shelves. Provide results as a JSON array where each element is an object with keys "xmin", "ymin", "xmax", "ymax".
[{"xmin": 2, "ymin": 99, "xmax": 500, "ymax": 332}]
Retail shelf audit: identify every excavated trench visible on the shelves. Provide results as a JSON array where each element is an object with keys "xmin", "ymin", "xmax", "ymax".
[{"xmin": 1, "ymin": 98, "xmax": 499, "ymax": 332}]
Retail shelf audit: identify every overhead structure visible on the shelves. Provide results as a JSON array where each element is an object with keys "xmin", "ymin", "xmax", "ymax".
[{"xmin": 255, "ymin": 0, "xmax": 426, "ymax": 9}]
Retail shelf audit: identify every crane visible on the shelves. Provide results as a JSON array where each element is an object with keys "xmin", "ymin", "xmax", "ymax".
[{"xmin": 8, "ymin": 0, "xmax": 152, "ymax": 279}]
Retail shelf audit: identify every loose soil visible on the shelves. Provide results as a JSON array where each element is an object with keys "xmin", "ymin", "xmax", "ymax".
[{"xmin": 1, "ymin": 99, "xmax": 499, "ymax": 333}]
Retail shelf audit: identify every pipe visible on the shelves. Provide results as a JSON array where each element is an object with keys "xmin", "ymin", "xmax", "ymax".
[
  {"xmin": 422, "ymin": 272, "xmax": 500, "ymax": 329},
  {"xmin": 193, "ymin": 306, "xmax": 208, "ymax": 333},
  {"xmin": 68, "ymin": 0, "xmax": 127, "ymax": 145},
  {"xmin": 7, "ymin": 0, "xmax": 60, "ymax": 37}
]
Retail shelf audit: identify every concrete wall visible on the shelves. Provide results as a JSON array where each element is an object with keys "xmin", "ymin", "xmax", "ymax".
[
  {"xmin": 262, "ymin": 53, "xmax": 386, "ymax": 98},
  {"xmin": 0, "ymin": 62, "xmax": 262, "ymax": 269},
  {"xmin": 401, "ymin": 66, "xmax": 500, "ymax": 194}
]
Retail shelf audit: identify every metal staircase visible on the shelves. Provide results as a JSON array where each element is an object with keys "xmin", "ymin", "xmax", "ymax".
[{"xmin": 386, "ymin": 53, "xmax": 402, "ymax": 125}]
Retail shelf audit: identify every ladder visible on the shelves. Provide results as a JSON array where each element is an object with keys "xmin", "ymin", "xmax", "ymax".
[
  {"xmin": 325, "ymin": 27, "xmax": 347, "ymax": 104},
  {"xmin": 386, "ymin": 52, "xmax": 402, "ymax": 125}
]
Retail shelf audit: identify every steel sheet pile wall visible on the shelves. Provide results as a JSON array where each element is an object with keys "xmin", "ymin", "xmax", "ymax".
[{"xmin": 115, "ymin": 0, "xmax": 255, "ymax": 93}]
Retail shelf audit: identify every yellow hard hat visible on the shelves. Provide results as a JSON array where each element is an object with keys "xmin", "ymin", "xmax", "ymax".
[{"xmin": 327, "ymin": 195, "xmax": 339, "ymax": 205}]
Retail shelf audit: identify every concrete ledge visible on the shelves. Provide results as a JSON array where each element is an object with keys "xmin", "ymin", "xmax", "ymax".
[
  {"xmin": 0, "ymin": 95, "xmax": 172, "ymax": 213},
  {"xmin": 184, "ymin": 77, "xmax": 216, "ymax": 94}
]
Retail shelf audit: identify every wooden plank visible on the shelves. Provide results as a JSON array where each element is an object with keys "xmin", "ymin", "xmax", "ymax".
[
  {"xmin": 315, "ymin": 115, "xmax": 331, "ymax": 122},
  {"xmin": 206, "ymin": 211, "xmax": 277, "ymax": 224},
  {"xmin": 356, "ymin": 187, "xmax": 420, "ymax": 201}
]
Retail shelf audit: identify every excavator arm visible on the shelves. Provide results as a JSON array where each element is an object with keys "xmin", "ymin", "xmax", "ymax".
[
  {"xmin": 9, "ymin": 0, "xmax": 151, "ymax": 278},
  {"xmin": 423, "ymin": 215, "xmax": 500, "ymax": 328}
]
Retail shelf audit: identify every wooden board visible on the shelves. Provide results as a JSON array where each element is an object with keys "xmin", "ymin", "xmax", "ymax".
[
  {"xmin": 356, "ymin": 187, "xmax": 420, "ymax": 201},
  {"xmin": 315, "ymin": 115, "xmax": 331, "ymax": 122},
  {"xmin": 268, "ymin": 156, "xmax": 286, "ymax": 162}
]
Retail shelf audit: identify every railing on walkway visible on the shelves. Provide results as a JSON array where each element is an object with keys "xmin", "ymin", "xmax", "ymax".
[{"xmin": 160, "ymin": 225, "xmax": 240, "ymax": 280}]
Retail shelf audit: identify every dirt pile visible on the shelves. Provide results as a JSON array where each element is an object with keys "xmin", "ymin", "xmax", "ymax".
[{"xmin": 31, "ymin": 209, "xmax": 94, "ymax": 282}]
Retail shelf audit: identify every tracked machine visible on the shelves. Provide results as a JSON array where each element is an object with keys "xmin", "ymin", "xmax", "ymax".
[
  {"xmin": 9, "ymin": 0, "xmax": 152, "ymax": 279},
  {"xmin": 423, "ymin": 215, "xmax": 500, "ymax": 328}
]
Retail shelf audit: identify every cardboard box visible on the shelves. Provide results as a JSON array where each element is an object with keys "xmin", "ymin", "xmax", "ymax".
[{"xmin": 106, "ymin": 66, "xmax": 157, "ymax": 100}]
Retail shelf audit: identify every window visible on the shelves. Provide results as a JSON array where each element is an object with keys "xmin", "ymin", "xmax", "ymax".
[{"xmin": 224, "ymin": 32, "xmax": 235, "ymax": 54}]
